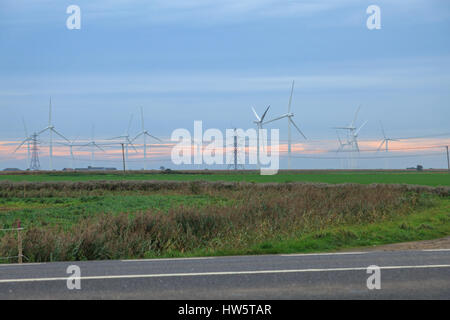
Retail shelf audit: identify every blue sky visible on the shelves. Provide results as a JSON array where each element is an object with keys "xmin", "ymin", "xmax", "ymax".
[{"xmin": 0, "ymin": 0, "xmax": 449, "ymax": 169}]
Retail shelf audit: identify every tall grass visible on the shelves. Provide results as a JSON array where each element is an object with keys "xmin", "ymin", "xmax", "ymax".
[{"xmin": 1, "ymin": 181, "xmax": 446, "ymax": 262}]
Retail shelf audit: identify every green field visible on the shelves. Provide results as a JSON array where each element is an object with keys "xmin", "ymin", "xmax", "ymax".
[
  {"xmin": 0, "ymin": 178, "xmax": 449, "ymax": 262},
  {"xmin": 0, "ymin": 170, "xmax": 449, "ymax": 186}
]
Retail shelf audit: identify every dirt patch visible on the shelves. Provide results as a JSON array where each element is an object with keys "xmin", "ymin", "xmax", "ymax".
[{"xmin": 348, "ymin": 236, "xmax": 450, "ymax": 252}]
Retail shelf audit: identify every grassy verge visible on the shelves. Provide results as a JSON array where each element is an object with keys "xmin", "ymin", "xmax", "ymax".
[
  {"xmin": 0, "ymin": 181, "xmax": 448, "ymax": 262},
  {"xmin": 137, "ymin": 197, "xmax": 450, "ymax": 259},
  {"xmin": 247, "ymin": 198, "xmax": 450, "ymax": 255}
]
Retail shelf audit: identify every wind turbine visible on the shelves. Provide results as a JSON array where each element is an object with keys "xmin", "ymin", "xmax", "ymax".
[
  {"xmin": 377, "ymin": 122, "xmax": 399, "ymax": 169},
  {"xmin": 377, "ymin": 121, "xmax": 398, "ymax": 153},
  {"xmin": 56, "ymin": 136, "xmax": 81, "ymax": 169},
  {"xmin": 80, "ymin": 125, "xmax": 105, "ymax": 167},
  {"xmin": 333, "ymin": 106, "xmax": 367, "ymax": 168},
  {"xmin": 336, "ymin": 130, "xmax": 351, "ymax": 169},
  {"xmin": 109, "ymin": 115, "xmax": 137, "ymax": 169},
  {"xmin": 263, "ymin": 80, "xmax": 307, "ymax": 169},
  {"xmin": 37, "ymin": 98, "xmax": 70, "ymax": 170},
  {"xmin": 132, "ymin": 107, "xmax": 162, "ymax": 170},
  {"xmin": 251, "ymin": 105, "xmax": 270, "ymax": 167}
]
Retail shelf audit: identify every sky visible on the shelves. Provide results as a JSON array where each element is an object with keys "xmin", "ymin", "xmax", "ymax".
[{"xmin": 0, "ymin": 0, "xmax": 449, "ymax": 170}]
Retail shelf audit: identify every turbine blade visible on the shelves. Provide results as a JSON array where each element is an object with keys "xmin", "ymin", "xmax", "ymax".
[
  {"xmin": 127, "ymin": 139, "xmax": 138, "ymax": 153},
  {"xmin": 49, "ymin": 97, "xmax": 52, "ymax": 125},
  {"xmin": 92, "ymin": 143, "xmax": 105, "ymax": 152},
  {"xmin": 336, "ymin": 130, "xmax": 343, "ymax": 145},
  {"xmin": 290, "ymin": 118, "xmax": 307, "ymax": 139},
  {"xmin": 377, "ymin": 140, "xmax": 386, "ymax": 152},
  {"xmin": 107, "ymin": 136, "xmax": 125, "ymax": 140},
  {"xmin": 288, "ymin": 80, "xmax": 294, "ymax": 113},
  {"xmin": 132, "ymin": 132, "xmax": 144, "ymax": 142},
  {"xmin": 145, "ymin": 132, "xmax": 162, "ymax": 142},
  {"xmin": 352, "ymin": 105, "xmax": 361, "ymax": 127},
  {"xmin": 141, "ymin": 106, "xmax": 145, "ymax": 131},
  {"xmin": 51, "ymin": 128, "xmax": 70, "ymax": 142},
  {"xmin": 355, "ymin": 120, "xmax": 368, "ymax": 136},
  {"xmin": 260, "ymin": 105, "xmax": 270, "ymax": 122},
  {"xmin": 127, "ymin": 115, "xmax": 133, "ymax": 135},
  {"xmin": 252, "ymin": 107, "xmax": 261, "ymax": 122},
  {"xmin": 22, "ymin": 117, "xmax": 28, "ymax": 137},
  {"xmin": 354, "ymin": 140, "xmax": 360, "ymax": 152},
  {"xmin": 37, "ymin": 127, "xmax": 50, "ymax": 136},
  {"xmin": 263, "ymin": 114, "xmax": 289, "ymax": 125},
  {"xmin": 380, "ymin": 121, "xmax": 386, "ymax": 139},
  {"xmin": 14, "ymin": 139, "xmax": 30, "ymax": 153}
]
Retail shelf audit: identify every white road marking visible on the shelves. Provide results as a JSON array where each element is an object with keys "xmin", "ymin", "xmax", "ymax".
[
  {"xmin": 422, "ymin": 249, "xmax": 450, "ymax": 252},
  {"xmin": 280, "ymin": 252, "xmax": 367, "ymax": 257},
  {"xmin": 1, "ymin": 264, "xmax": 449, "ymax": 284},
  {"xmin": 121, "ymin": 257, "xmax": 215, "ymax": 262},
  {"xmin": 0, "ymin": 263, "xmax": 44, "ymax": 267}
]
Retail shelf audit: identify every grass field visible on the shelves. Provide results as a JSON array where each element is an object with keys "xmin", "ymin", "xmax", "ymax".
[
  {"xmin": 0, "ymin": 178, "xmax": 449, "ymax": 262},
  {"xmin": 0, "ymin": 170, "xmax": 449, "ymax": 186}
]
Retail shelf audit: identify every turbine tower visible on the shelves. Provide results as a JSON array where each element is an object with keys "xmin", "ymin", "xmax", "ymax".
[
  {"xmin": 251, "ymin": 105, "xmax": 270, "ymax": 167},
  {"xmin": 132, "ymin": 107, "xmax": 161, "ymax": 170},
  {"xmin": 263, "ymin": 80, "xmax": 307, "ymax": 170},
  {"xmin": 37, "ymin": 98, "xmax": 70, "ymax": 170}
]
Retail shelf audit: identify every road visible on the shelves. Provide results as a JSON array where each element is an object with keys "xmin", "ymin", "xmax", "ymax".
[{"xmin": 0, "ymin": 250, "xmax": 449, "ymax": 299}]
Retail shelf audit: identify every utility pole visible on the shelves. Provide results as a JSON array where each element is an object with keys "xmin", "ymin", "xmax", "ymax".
[{"xmin": 121, "ymin": 143, "xmax": 126, "ymax": 173}]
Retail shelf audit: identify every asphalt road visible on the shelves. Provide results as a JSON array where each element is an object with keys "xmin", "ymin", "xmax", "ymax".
[{"xmin": 0, "ymin": 250, "xmax": 449, "ymax": 299}]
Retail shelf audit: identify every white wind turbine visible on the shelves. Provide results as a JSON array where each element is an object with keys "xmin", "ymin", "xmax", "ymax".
[
  {"xmin": 263, "ymin": 80, "xmax": 307, "ymax": 169},
  {"xmin": 252, "ymin": 105, "xmax": 270, "ymax": 167},
  {"xmin": 336, "ymin": 130, "xmax": 351, "ymax": 169},
  {"xmin": 80, "ymin": 125, "xmax": 105, "ymax": 167},
  {"xmin": 37, "ymin": 98, "xmax": 70, "ymax": 170},
  {"xmin": 55, "ymin": 136, "xmax": 82, "ymax": 169},
  {"xmin": 377, "ymin": 121, "xmax": 398, "ymax": 153},
  {"xmin": 109, "ymin": 115, "xmax": 137, "ymax": 169},
  {"xmin": 377, "ymin": 121, "xmax": 398, "ymax": 169},
  {"xmin": 333, "ymin": 106, "xmax": 367, "ymax": 168},
  {"xmin": 132, "ymin": 107, "xmax": 162, "ymax": 170}
]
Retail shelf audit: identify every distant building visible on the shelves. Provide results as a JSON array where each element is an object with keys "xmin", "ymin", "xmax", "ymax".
[
  {"xmin": 73, "ymin": 166, "xmax": 117, "ymax": 171},
  {"xmin": 2, "ymin": 168, "xmax": 22, "ymax": 172},
  {"xmin": 406, "ymin": 165, "xmax": 424, "ymax": 171}
]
